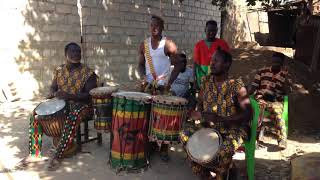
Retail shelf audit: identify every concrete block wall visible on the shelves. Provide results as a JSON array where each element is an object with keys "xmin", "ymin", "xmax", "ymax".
[
  {"xmin": 0, "ymin": 0, "xmax": 80, "ymax": 98},
  {"xmin": 80, "ymin": 0, "xmax": 221, "ymax": 88},
  {"xmin": 0, "ymin": 0, "xmax": 221, "ymax": 99}
]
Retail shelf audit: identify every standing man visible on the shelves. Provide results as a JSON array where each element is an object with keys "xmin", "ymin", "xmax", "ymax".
[
  {"xmin": 138, "ymin": 15, "xmax": 180, "ymax": 162},
  {"xmin": 138, "ymin": 15, "xmax": 181, "ymax": 95},
  {"xmin": 193, "ymin": 20, "xmax": 230, "ymax": 90}
]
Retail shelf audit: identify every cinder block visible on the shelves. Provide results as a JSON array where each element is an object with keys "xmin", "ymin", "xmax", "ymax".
[
  {"xmin": 64, "ymin": 0, "xmax": 77, "ymax": 5},
  {"xmin": 67, "ymin": 14, "xmax": 80, "ymax": 24},
  {"xmin": 38, "ymin": 2, "xmax": 55, "ymax": 12},
  {"xmin": 83, "ymin": 16, "xmax": 98, "ymax": 25},
  {"xmin": 56, "ymin": 4, "xmax": 73, "ymax": 14}
]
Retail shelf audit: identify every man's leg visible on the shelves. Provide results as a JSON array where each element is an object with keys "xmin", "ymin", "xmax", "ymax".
[
  {"xmin": 214, "ymin": 128, "xmax": 248, "ymax": 179},
  {"xmin": 269, "ymin": 102, "xmax": 287, "ymax": 149}
]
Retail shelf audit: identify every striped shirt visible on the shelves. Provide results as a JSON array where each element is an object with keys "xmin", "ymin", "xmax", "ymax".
[{"xmin": 252, "ymin": 67, "xmax": 288, "ymax": 97}]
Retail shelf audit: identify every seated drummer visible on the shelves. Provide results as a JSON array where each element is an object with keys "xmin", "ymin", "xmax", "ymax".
[
  {"xmin": 180, "ymin": 48, "xmax": 252, "ymax": 180},
  {"xmin": 249, "ymin": 52, "xmax": 289, "ymax": 150},
  {"xmin": 21, "ymin": 42, "xmax": 98, "ymax": 170}
]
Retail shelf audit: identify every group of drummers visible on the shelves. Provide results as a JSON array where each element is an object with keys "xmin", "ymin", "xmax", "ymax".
[{"xmin": 20, "ymin": 15, "xmax": 289, "ymax": 180}]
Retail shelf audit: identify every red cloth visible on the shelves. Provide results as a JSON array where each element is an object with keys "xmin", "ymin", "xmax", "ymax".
[{"xmin": 193, "ymin": 39, "xmax": 230, "ymax": 66}]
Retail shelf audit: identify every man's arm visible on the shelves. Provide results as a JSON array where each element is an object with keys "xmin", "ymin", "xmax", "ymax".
[
  {"xmin": 47, "ymin": 79, "xmax": 58, "ymax": 99},
  {"xmin": 249, "ymin": 71, "xmax": 261, "ymax": 95},
  {"xmin": 164, "ymin": 39, "xmax": 180, "ymax": 88},
  {"xmin": 138, "ymin": 42, "xmax": 146, "ymax": 79}
]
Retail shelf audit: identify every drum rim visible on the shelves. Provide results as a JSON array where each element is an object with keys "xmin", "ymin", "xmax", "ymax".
[
  {"xmin": 112, "ymin": 91, "xmax": 152, "ymax": 102},
  {"xmin": 35, "ymin": 98, "xmax": 66, "ymax": 116},
  {"xmin": 186, "ymin": 128, "xmax": 222, "ymax": 165},
  {"xmin": 152, "ymin": 95, "xmax": 188, "ymax": 105},
  {"xmin": 89, "ymin": 86, "xmax": 119, "ymax": 96}
]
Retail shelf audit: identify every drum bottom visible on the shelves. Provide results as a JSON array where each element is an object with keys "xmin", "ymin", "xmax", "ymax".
[
  {"xmin": 150, "ymin": 129, "xmax": 180, "ymax": 142},
  {"xmin": 110, "ymin": 151, "xmax": 148, "ymax": 171},
  {"xmin": 52, "ymin": 137, "xmax": 77, "ymax": 158},
  {"xmin": 94, "ymin": 121, "xmax": 111, "ymax": 132}
]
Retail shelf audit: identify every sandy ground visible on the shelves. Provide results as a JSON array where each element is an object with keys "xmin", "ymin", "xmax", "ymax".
[{"xmin": 0, "ymin": 47, "xmax": 320, "ymax": 180}]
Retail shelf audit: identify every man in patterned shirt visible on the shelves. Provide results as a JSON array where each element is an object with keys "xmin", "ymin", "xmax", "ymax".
[
  {"xmin": 181, "ymin": 48, "xmax": 252, "ymax": 180},
  {"xmin": 250, "ymin": 52, "xmax": 289, "ymax": 149},
  {"xmin": 20, "ymin": 43, "xmax": 98, "ymax": 170}
]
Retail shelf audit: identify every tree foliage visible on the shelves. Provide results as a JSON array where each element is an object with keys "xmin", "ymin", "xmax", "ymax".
[{"xmin": 178, "ymin": 0, "xmax": 293, "ymax": 9}]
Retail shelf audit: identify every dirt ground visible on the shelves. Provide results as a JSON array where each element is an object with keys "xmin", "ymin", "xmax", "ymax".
[{"xmin": 0, "ymin": 47, "xmax": 319, "ymax": 180}]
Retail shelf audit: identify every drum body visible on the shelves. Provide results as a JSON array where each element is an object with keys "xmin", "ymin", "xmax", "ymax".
[
  {"xmin": 149, "ymin": 95, "xmax": 187, "ymax": 143},
  {"xmin": 90, "ymin": 86, "xmax": 118, "ymax": 132},
  {"xmin": 186, "ymin": 128, "xmax": 222, "ymax": 168},
  {"xmin": 35, "ymin": 98, "xmax": 67, "ymax": 137},
  {"xmin": 110, "ymin": 91, "xmax": 152, "ymax": 171}
]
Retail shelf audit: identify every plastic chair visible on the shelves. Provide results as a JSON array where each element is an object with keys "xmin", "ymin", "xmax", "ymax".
[
  {"xmin": 244, "ymin": 96, "xmax": 260, "ymax": 180},
  {"xmin": 282, "ymin": 96, "xmax": 289, "ymax": 135},
  {"xmin": 244, "ymin": 96, "xmax": 289, "ymax": 180}
]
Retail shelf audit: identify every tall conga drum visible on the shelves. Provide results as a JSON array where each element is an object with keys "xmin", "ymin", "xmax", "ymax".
[
  {"xmin": 149, "ymin": 95, "xmax": 188, "ymax": 144},
  {"xmin": 110, "ymin": 91, "xmax": 152, "ymax": 172},
  {"xmin": 90, "ymin": 86, "xmax": 118, "ymax": 132}
]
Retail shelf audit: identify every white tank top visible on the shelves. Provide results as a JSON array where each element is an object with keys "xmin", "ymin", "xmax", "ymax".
[{"xmin": 145, "ymin": 37, "xmax": 170, "ymax": 86}]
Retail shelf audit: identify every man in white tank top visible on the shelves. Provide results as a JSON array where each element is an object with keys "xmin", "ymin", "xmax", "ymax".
[
  {"xmin": 138, "ymin": 15, "xmax": 181, "ymax": 162},
  {"xmin": 138, "ymin": 15, "xmax": 182, "ymax": 95}
]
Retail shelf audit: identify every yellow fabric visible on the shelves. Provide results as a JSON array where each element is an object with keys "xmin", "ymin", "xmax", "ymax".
[
  {"xmin": 112, "ymin": 110, "xmax": 146, "ymax": 119},
  {"xmin": 152, "ymin": 128, "xmax": 179, "ymax": 135},
  {"xmin": 111, "ymin": 151, "xmax": 145, "ymax": 160},
  {"xmin": 55, "ymin": 64, "xmax": 94, "ymax": 95},
  {"xmin": 152, "ymin": 107, "xmax": 183, "ymax": 116},
  {"xmin": 144, "ymin": 39, "xmax": 157, "ymax": 80},
  {"xmin": 201, "ymin": 75, "xmax": 244, "ymax": 117}
]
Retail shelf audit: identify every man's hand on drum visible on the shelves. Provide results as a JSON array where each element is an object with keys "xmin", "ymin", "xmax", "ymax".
[{"xmin": 46, "ymin": 93, "xmax": 55, "ymax": 99}]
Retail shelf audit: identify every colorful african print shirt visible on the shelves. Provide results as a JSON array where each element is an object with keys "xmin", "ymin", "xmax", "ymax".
[
  {"xmin": 252, "ymin": 67, "xmax": 287, "ymax": 97},
  {"xmin": 54, "ymin": 64, "xmax": 94, "ymax": 95},
  {"xmin": 201, "ymin": 75, "xmax": 244, "ymax": 117}
]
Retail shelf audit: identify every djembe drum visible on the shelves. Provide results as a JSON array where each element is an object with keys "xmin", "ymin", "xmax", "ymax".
[
  {"xmin": 149, "ymin": 95, "xmax": 188, "ymax": 144},
  {"xmin": 186, "ymin": 128, "xmax": 223, "ymax": 168},
  {"xmin": 110, "ymin": 91, "xmax": 152, "ymax": 172},
  {"xmin": 90, "ymin": 86, "xmax": 118, "ymax": 132},
  {"xmin": 35, "ymin": 98, "xmax": 76, "ymax": 156}
]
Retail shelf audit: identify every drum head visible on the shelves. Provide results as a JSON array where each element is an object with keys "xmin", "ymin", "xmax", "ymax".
[
  {"xmin": 153, "ymin": 95, "xmax": 188, "ymax": 105},
  {"xmin": 35, "ymin": 98, "xmax": 66, "ymax": 116},
  {"xmin": 112, "ymin": 91, "xmax": 152, "ymax": 103},
  {"xmin": 186, "ymin": 128, "xmax": 221, "ymax": 164},
  {"xmin": 90, "ymin": 86, "xmax": 118, "ymax": 96}
]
